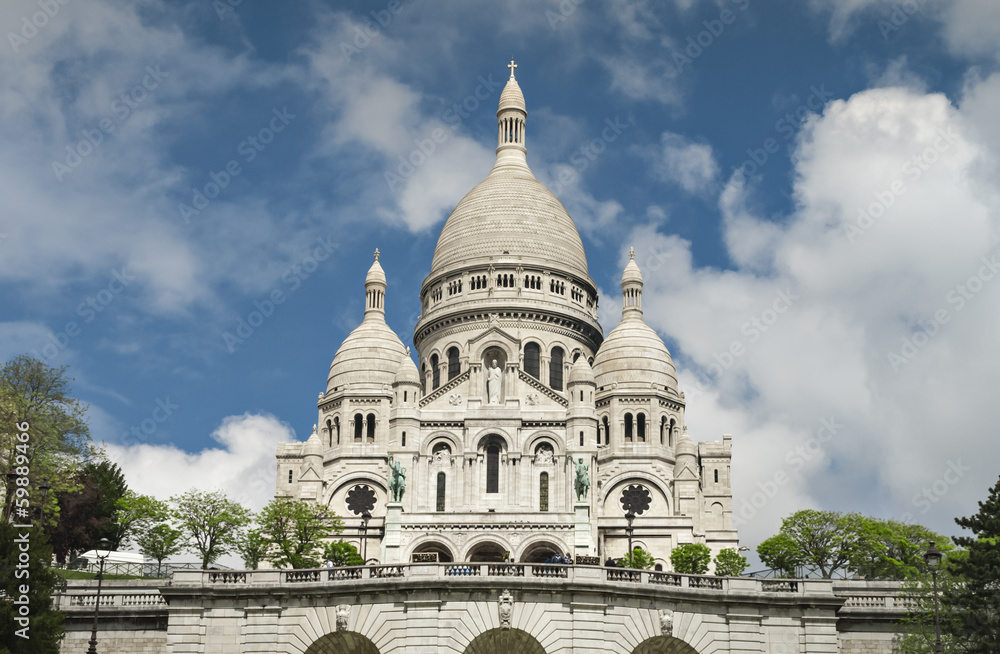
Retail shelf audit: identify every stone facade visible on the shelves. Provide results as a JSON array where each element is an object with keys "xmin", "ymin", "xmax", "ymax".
[{"xmin": 275, "ymin": 63, "xmax": 738, "ymax": 569}]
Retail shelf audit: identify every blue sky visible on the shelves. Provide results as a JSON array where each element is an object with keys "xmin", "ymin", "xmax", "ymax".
[{"xmin": 3, "ymin": 0, "xmax": 1000, "ymax": 555}]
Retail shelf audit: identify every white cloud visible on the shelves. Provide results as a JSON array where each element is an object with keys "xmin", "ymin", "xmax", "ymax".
[
  {"xmin": 638, "ymin": 131, "xmax": 720, "ymax": 194},
  {"xmin": 105, "ymin": 413, "xmax": 291, "ymax": 511},
  {"xmin": 624, "ymin": 81, "xmax": 1000, "ymax": 547},
  {"xmin": 809, "ymin": 0, "xmax": 1000, "ymax": 61}
]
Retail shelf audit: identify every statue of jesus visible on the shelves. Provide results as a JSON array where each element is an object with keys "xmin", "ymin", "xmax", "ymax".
[{"xmin": 487, "ymin": 359, "xmax": 502, "ymax": 404}]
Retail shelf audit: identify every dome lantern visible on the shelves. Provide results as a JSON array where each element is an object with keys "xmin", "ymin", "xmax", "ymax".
[
  {"xmin": 621, "ymin": 247, "xmax": 643, "ymax": 320},
  {"xmin": 364, "ymin": 248, "xmax": 387, "ymax": 322}
]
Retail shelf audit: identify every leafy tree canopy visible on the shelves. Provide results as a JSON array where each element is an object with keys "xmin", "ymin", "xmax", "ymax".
[
  {"xmin": 671, "ymin": 543, "xmax": 711, "ymax": 575},
  {"xmin": 259, "ymin": 498, "xmax": 343, "ymax": 569},
  {"xmin": 714, "ymin": 547, "xmax": 748, "ymax": 577},
  {"xmin": 1, "ymin": 355, "xmax": 94, "ymax": 525},
  {"xmin": 324, "ymin": 540, "xmax": 363, "ymax": 567},
  {"xmin": 170, "ymin": 489, "xmax": 250, "ymax": 569},
  {"xmin": 0, "ymin": 522, "xmax": 64, "ymax": 653}
]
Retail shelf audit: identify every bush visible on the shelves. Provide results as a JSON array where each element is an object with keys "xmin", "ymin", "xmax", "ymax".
[{"xmin": 617, "ymin": 547, "xmax": 656, "ymax": 570}]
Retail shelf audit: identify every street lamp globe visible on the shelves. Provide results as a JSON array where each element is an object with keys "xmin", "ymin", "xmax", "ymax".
[{"xmin": 923, "ymin": 541, "xmax": 943, "ymax": 569}]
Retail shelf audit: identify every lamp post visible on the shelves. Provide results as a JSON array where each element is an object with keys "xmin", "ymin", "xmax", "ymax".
[
  {"xmin": 923, "ymin": 541, "xmax": 944, "ymax": 654},
  {"xmin": 86, "ymin": 538, "xmax": 111, "ymax": 654},
  {"xmin": 360, "ymin": 511, "xmax": 371, "ymax": 563}
]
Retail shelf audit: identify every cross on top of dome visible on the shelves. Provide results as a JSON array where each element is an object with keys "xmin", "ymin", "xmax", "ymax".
[
  {"xmin": 374, "ymin": 248, "xmax": 380, "ymax": 261},
  {"xmin": 507, "ymin": 59, "xmax": 517, "ymax": 79},
  {"xmin": 629, "ymin": 246, "xmax": 635, "ymax": 260}
]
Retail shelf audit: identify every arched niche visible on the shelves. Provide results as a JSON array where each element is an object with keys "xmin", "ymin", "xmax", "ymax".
[
  {"xmin": 464, "ymin": 628, "xmax": 546, "ymax": 654},
  {"xmin": 304, "ymin": 631, "xmax": 381, "ymax": 654},
  {"xmin": 518, "ymin": 539, "xmax": 565, "ymax": 563},
  {"xmin": 465, "ymin": 539, "xmax": 508, "ymax": 563},
  {"xmin": 409, "ymin": 539, "xmax": 455, "ymax": 563},
  {"xmin": 481, "ymin": 345, "xmax": 508, "ymax": 403}
]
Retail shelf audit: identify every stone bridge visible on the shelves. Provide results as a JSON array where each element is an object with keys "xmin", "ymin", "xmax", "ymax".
[{"xmin": 55, "ymin": 564, "xmax": 911, "ymax": 653}]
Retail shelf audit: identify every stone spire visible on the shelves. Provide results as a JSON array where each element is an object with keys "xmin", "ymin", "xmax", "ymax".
[
  {"xmin": 496, "ymin": 59, "xmax": 527, "ymax": 168},
  {"xmin": 364, "ymin": 248, "xmax": 387, "ymax": 321},
  {"xmin": 621, "ymin": 247, "xmax": 643, "ymax": 319}
]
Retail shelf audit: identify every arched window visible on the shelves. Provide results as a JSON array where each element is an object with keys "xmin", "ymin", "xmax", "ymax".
[
  {"xmin": 326, "ymin": 419, "xmax": 333, "ymax": 447},
  {"xmin": 354, "ymin": 413, "xmax": 363, "ymax": 442},
  {"xmin": 287, "ymin": 470, "xmax": 293, "ymax": 484},
  {"xmin": 486, "ymin": 445, "xmax": 500, "ymax": 494},
  {"xmin": 669, "ymin": 418, "xmax": 676, "ymax": 447},
  {"xmin": 624, "ymin": 413, "xmax": 634, "ymax": 442},
  {"xmin": 334, "ymin": 416, "xmax": 341, "ymax": 445},
  {"xmin": 603, "ymin": 416, "xmax": 610, "ymax": 445},
  {"xmin": 447, "ymin": 347, "xmax": 460, "ymax": 381},
  {"xmin": 524, "ymin": 343, "xmax": 540, "ymax": 379},
  {"xmin": 539, "ymin": 472, "xmax": 549, "ymax": 512},
  {"xmin": 660, "ymin": 416, "xmax": 666, "ymax": 445},
  {"xmin": 366, "ymin": 413, "xmax": 376, "ymax": 443},
  {"xmin": 401, "ymin": 431, "xmax": 406, "ymax": 446},
  {"xmin": 637, "ymin": 414, "xmax": 646, "ymax": 442},
  {"xmin": 580, "ymin": 430, "xmax": 584, "ymax": 447},
  {"xmin": 430, "ymin": 354, "xmax": 440, "ymax": 389},
  {"xmin": 550, "ymin": 347, "xmax": 564, "ymax": 391},
  {"xmin": 436, "ymin": 472, "xmax": 446, "ymax": 512},
  {"xmin": 714, "ymin": 469, "xmax": 719, "ymax": 484}
]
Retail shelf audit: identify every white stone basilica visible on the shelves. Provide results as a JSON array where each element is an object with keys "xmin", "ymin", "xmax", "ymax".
[{"xmin": 275, "ymin": 63, "xmax": 738, "ymax": 569}]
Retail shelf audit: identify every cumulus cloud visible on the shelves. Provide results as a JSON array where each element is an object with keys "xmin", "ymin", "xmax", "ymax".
[
  {"xmin": 627, "ymin": 81, "xmax": 1000, "ymax": 548},
  {"xmin": 637, "ymin": 131, "xmax": 720, "ymax": 194},
  {"xmin": 105, "ymin": 413, "xmax": 292, "ymax": 510}
]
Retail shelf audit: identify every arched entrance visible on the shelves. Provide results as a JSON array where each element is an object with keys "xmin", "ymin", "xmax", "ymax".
[
  {"xmin": 304, "ymin": 632, "xmax": 381, "ymax": 654},
  {"xmin": 467, "ymin": 541, "xmax": 507, "ymax": 562},
  {"xmin": 519, "ymin": 541, "xmax": 563, "ymax": 563},
  {"xmin": 411, "ymin": 541, "xmax": 455, "ymax": 563},
  {"xmin": 464, "ymin": 628, "xmax": 545, "ymax": 654},
  {"xmin": 632, "ymin": 636, "xmax": 700, "ymax": 654}
]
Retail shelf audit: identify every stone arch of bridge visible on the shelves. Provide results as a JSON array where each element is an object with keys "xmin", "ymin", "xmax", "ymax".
[
  {"xmin": 463, "ymin": 628, "xmax": 546, "ymax": 654},
  {"xmin": 304, "ymin": 631, "xmax": 381, "ymax": 654},
  {"xmin": 631, "ymin": 635, "xmax": 701, "ymax": 654}
]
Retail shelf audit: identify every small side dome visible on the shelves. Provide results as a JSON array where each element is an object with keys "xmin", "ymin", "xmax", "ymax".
[
  {"xmin": 568, "ymin": 355, "xmax": 595, "ymax": 386},
  {"xmin": 328, "ymin": 321, "xmax": 407, "ymax": 392},
  {"xmin": 593, "ymin": 320, "xmax": 677, "ymax": 391},
  {"xmin": 304, "ymin": 425, "xmax": 323, "ymax": 456},
  {"xmin": 393, "ymin": 352, "xmax": 421, "ymax": 386},
  {"xmin": 675, "ymin": 428, "xmax": 697, "ymax": 458}
]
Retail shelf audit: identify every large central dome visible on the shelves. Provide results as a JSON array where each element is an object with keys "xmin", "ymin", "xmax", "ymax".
[
  {"xmin": 429, "ymin": 167, "xmax": 589, "ymax": 279},
  {"xmin": 427, "ymin": 70, "xmax": 590, "ymax": 282}
]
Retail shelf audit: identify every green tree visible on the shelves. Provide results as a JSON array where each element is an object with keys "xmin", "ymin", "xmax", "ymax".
[
  {"xmin": 48, "ymin": 460, "xmax": 130, "ymax": 562},
  {"xmin": 324, "ymin": 540, "xmax": 363, "ymax": 567},
  {"xmin": 259, "ymin": 498, "xmax": 344, "ymax": 569},
  {"xmin": 113, "ymin": 492, "xmax": 170, "ymax": 548},
  {"xmin": 170, "ymin": 489, "xmax": 250, "ymax": 569},
  {"xmin": 1, "ymin": 355, "xmax": 94, "ymax": 525},
  {"xmin": 135, "ymin": 524, "xmax": 184, "ymax": 577},
  {"xmin": 236, "ymin": 528, "xmax": 270, "ymax": 570},
  {"xmin": 0, "ymin": 521, "xmax": 64, "ymax": 653},
  {"xmin": 895, "ymin": 550, "xmax": 965, "ymax": 654},
  {"xmin": 942, "ymin": 476, "xmax": 1000, "ymax": 653},
  {"xmin": 757, "ymin": 533, "xmax": 805, "ymax": 577},
  {"xmin": 849, "ymin": 519, "xmax": 950, "ymax": 580},
  {"xmin": 714, "ymin": 547, "xmax": 748, "ymax": 576},
  {"xmin": 670, "ymin": 543, "xmax": 711, "ymax": 574}
]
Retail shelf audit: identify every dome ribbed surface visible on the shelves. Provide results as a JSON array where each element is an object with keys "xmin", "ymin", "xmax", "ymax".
[
  {"xmin": 498, "ymin": 76, "xmax": 525, "ymax": 113},
  {"xmin": 393, "ymin": 354, "xmax": 421, "ymax": 385},
  {"xmin": 568, "ymin": 355, "xmax": 595, "ymax": 385},
  {"xmin": 365, "ymin": 258, "xmax": 386, "ymax": 285},
  {"xmin": 328, "ymin": 319, "xmax": 407, "ymax": 391},
  {"xmin": 622, "ymin": 257, "xmax": 642, "ymax": 285},
  {"xmin": 593, "ymin": 318, "xmax": 677, "ymax": 391},
  {"xmin": 429, "ymin": 167, "xmax": 589, "ymax": 279}
]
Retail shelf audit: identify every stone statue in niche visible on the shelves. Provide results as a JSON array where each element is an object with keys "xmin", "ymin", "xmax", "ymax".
[
  {"xmin": 535, "ymin": 445, "xmax": 554, "ymax": 465},
  {"xmin": 432, "ymin": 444, "xmax": 452, "ymax": 466},
  {"xmin": 487, "ymin": 359, "xmax": 502, "ymax": 404},
  {"xmin": 574, "ymin": 458, "xmax": 591, "ymax": 501},
  {"xmin": 389, "ymin": 456, "xmax": 406, "ymax": 502}
]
